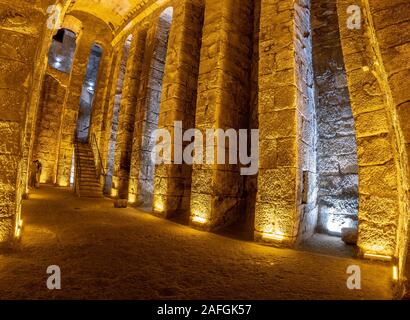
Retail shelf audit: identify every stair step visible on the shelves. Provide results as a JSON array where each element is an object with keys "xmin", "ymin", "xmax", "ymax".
[{"xmin": 75, "ymin": 143, "xmax": 103, "ymax": 198}]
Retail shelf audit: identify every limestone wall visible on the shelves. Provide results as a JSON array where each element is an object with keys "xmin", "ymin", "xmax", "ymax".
[
  {"xmin": 255, "ymin": 0, "xmax": 299, "ymax": 245},
  {"xmin": 153, "ymin": 0, "xmax": 205, "ymax": 218},
  {"xmin": 0, "ymin": 0, "xmax": 50, "ymax": 243},
  {"xmin": 337, "ymin": 0, "xmax": 405, "ymax": 260},
  {"xmin": 113, "ymin": 29, "xmax": 147, "ymax": 200},
  {"xmin": 366, "ymin": 0, "xmax": 410, "ymax": 296},
  {"xmin": 312, "ymin": 0, "xmax": 358, "ymax": 236},
  {"xmin": 294, "ymin": 0, "xmax": 318, "ymax": 242},
  {"xmin": 189, "ymin": 0, "xmax": 254, "ymax": 231},
  {"xmin": 33, "ymin": 71, "xmax": 68, "ymax": 184},
  {"xmin": 55, "ymin": 12, "xmax": 112, "ymax": 187}
]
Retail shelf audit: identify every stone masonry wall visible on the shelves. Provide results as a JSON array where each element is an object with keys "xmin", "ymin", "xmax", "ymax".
[
  {"xmin": 367, "ymin": 0, "xmax": 410, "ymax": 296},
  {"xmin": 113, "ymin": 29, "xmax": 147, "ymax": 200},
  {"xmin": 312, "ymin": 0, "xmax": 359, "ymax": 236},
  {"xmin": 153, "ymin": 0, "xmax": 205, "ymax": 219},
  {"xmin": 105, "ymin": 36, "xmax": 132, "ymax": 192},
  {"xmin": 129, "ymin": 9, "xmax": 172, "ymax": 207},
  {"xmin": 56, "ymin": 12, "xmax": 112, "ymax": 187},
  {"xmin": 33, "ymin": 72, "xmax": 68, "ymax": 184},
  {"xmin": 190, "ymin": 0, "xmax": 253, "ymax": 231},
  {"xmin": 294, "ymin": 0, "xmax": 318, "ymax": 243},
  {"xmin": 337, "ymin": 0, "xmax": 403, "ymax": 258},
  {"xmin": 255, "ymin": 0, "xmax": 299, "ymax": 246}
]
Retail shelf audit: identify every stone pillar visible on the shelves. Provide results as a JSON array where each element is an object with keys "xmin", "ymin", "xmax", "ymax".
[
  {"xmin": 337, "ymin": 0, "xmax": 404, "ymax": 259},
  {"xmin": 56, "ymin": 37, "xmax": 93, "ymax": 186},
  {"xmin": 99, "ymin": 49, "xmax": 122, "ymax": 195},
  {"xmin": 152, "ymin": 0, "xmax": 204, "ymax": 218},
  {"xmin": 189, "ymin": 0, "xmax": 253, "ymax": 230},
  {"xmin": 32, "ymin": 70, "xmax": 69, "ymax": 184},
  {"xmin": 88, "ymin": 48, "xmax": 115, "ymax": 187},
  {"xmin": 254, "ymin": 0, "xmax": 300, "ymax": 246},
  {"xmin": 128, "ymin": 13, "xmax": 172, "ymax": 207},
  {"xmin": 0, "ymin": 1, "xmax": 45, "ymax": 243},
  {"xmin": 112, "ymin": 29, "xmax": 147, "ymax": 200},
  {"xmin": 365, "ymin": 0, "xmax": 410, "ymax": 295}
]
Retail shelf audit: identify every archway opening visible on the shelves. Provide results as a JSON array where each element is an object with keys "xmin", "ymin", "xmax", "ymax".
[
  {"xmin": 105, "ymin": 34, "xmax": 133, "ymax": 194},
  {"xmin": 138, "ymin": 7, "xmax": 174, "ymax": 208},
  {"xmin": 76, "ymin": 44, "xmax": 103, "ymax": 143},
  {"xmin": 48, "ymin": 28, "xmax": 77, "ymax": 73}
]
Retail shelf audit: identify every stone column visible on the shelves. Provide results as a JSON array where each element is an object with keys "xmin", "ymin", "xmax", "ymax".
[
  {"xmin": 56, "ymin": 37, "xmax": 93, "ymax": 186},
  {"xmin": 254, "ymin": 0, "xmax": 300, "ymax": 246},
  {"xmin": 362, "ymin": 0, "xmax": 410, "ymax": 294},
  {"xmin": 99, "ymin": 49, "xmax": 122, "ymax": 194},
  {"xmin": 152, "ymin": 0, "xmax": 205, "ymax": 218},
  {"xmin": 88, "ymin": 48, "xmax": 115, "ymax": 186},
  {"xmin": 112, "ymin": 29, "xmax": 148, "ymax": 200},
  {"xmin": 128, "ymin": 14, "xmax": 170, "ymax": 206},
  {"xmin": 0, "ymin": 1, "xmax": 45, "ymax": 243},
  {"xmin": 336, "ymin": 0, "xmax": 405, "ymax": 260},
  {"xmin": 189, "ymin": 0, "xmax": 253, "ymax": 230},
  {"xmin": 32, "ymin": 70, "xmax": 69, "ymax": 184}
]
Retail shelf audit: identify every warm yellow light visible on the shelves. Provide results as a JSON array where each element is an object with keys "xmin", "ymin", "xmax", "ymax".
[
  {"xmin": 154, "ymin": 200, "xmax": 164, "ymax": 212},
  {"xmin": 111, "ymin": 189, "xmax": 118, "ymax": 197},
  {"xmin": 15, "ymin": 227, "xmax": 21, "ymax": 239},
  {"xmin": 192, "ymin": 216, "xmax": 207, "ymax": 224},
  {"xmin": 15, "ymin": 219, "xmax": 23, "ymax": 239},
  {"xmin": 262, "ymin": 232, "xmax": 285, "ymax": 241},
  {"xmin": 393, "ymin": 266, "xmax": 398, "ymax": 281},
  {"xmin": 128, "ymin": 194, "xmax": 136, "ymax": 204},
  {"xmin": 363, "ymin": 253, "xmax": 392, "ymax": 262}
]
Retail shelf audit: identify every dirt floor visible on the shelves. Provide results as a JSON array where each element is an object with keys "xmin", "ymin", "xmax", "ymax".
[{"xmin": 0, "ymin": 186, "xmax": 393, "ymax": 299}]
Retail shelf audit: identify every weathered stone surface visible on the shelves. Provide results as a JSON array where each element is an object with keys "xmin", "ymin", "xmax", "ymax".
[{"xmin": 342, "ymin": 227, "xmax": 358, "ymax": 245}]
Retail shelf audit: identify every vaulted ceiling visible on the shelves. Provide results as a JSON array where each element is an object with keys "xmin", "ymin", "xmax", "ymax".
[{"xmin": 69, "ymin": 0, "xmax": 149, "ymax": 31}]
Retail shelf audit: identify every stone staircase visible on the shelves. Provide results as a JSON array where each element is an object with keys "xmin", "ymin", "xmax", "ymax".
[{"xmin": 75, "ymin": 142, "xmax": 103, "ymax": 198}]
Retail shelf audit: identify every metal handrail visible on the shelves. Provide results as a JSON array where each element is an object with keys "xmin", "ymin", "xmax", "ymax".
[{"xmin": 91, "ymin": 133, "xmax": 106, "ymax": 177}]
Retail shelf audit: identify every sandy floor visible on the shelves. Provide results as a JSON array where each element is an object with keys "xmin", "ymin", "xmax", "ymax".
[{"xmin": 0, "ymin": 186, "xmax": 393, "ymax": 299}]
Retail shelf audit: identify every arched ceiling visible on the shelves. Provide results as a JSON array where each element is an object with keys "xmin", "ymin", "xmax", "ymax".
[{"xmin": 69, "ymin": 0, "xmax": 149, "ymax": 31}]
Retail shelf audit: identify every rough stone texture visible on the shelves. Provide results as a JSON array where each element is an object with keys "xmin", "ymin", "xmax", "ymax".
[
  {"xmin": 1, "ymin": 0, "xmax": 410, "ymax": 299},
  {"xmin": 189, "ymin": 0, "xmax": 254, "ymax": 231},
  {"xmin": 337, "ymin": 0, "xmax": 406, "ymax": 264},
  {"xmin": 56, "ymin": 12, "xmax": 112, "ymax": 187},
  {"xmin": 0, "ymin": 0, "xmax": 50, "ymax": 243},
  {"xmin": 341, "ymin": 227, "xmax": 358, "ymax": 245},
  {"xmin": 312, "ymin": 0, "xmax": 358, "ymax": 236},
  {"xmin": 255, "ymin": 0, "xmax": 299, "ymax": 246},
  {"xmin": 294, "ymin": 0, "xmax": 318, "ymax": 243},
  {"xmin": 104, "ymin": 36, "xmax": 132, "ymax": 193},
  {"xmin": 128, "ymin": 7, "xmax": 173, "ymax": 208},
  {"xmin": 33, "ymin": 72, "xmax": 67, "ymax": 184},
  {"xmin": 153, "ymin": 0, "xmax": 204, "ymax": 219},
  {"xmin": 112, "ymin": 29, "xmax": 147, "ymax": 200},
  {"xmin": 367, "ymin": 0, "xmax": 410, "ymax": 297}
]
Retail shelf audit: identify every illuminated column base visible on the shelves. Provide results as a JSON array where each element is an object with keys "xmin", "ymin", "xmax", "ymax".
[{"xmin": 254, "ymin": 231, "xmax": 295, "ymax": 249}]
